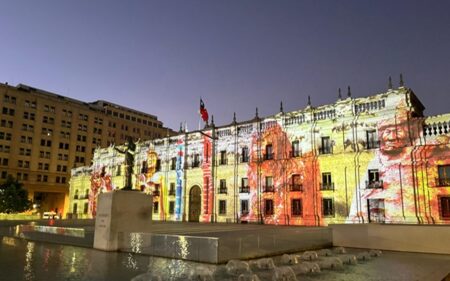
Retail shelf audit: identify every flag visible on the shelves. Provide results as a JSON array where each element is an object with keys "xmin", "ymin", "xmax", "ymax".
[{"xmin": 199, "ymin": 99, "xmax": 209, "ymax": 123}]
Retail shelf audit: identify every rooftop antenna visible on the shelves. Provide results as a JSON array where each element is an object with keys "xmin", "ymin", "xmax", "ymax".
[
  {"xmin": 388, "ymin": 76, "xmax": 393, "ymax": 89},
  {"xmin": 338, "ymin": 88, "xmax": 342, "ymax": 99},
  {"xmin": 347, "ymin": 86, "xmax": 351, "ymax": 98},
  {"xmin": 255, "ymin": 107, "xmax": 259, "ymax": 119},
  {"xmin": 280, "ymin": 101, "xmax": 284, "ymax": 113},
  {"xmin": 232, "ymin": 112, "xmax": 236, "ymax": 124},
  {"xmin": 307, "ymin": 95, "xmax": 311, "ymax": 106}
]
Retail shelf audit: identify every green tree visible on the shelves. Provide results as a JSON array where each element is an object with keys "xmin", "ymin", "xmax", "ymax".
[{"xmin": 0, "ymin": 176, "xmax": 31, "ymax": 213}]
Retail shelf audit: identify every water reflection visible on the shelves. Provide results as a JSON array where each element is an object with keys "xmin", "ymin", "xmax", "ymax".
[
  {"xmin": 24, "ymin": 241, "xmax": 35, "ymax": 281},
  {"xmin": 178, "ymin": 236, "xmax": 189, "ymax": 259},
  {"xmin": 1, "ymin": 236, "xmax": 449, "ymax": 281}
]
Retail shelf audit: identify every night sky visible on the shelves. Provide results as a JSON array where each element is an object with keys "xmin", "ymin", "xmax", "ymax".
[{"xmin": 1, "ymin": 1, "xmax": 449, "ymax": 131}]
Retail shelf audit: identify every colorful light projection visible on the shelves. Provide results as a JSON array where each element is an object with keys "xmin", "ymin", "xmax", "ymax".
[
  {"xmin": 242, "ymin": 123, "xmax": 320, "ymax": 225},
  {"xmin": 175, "ymin": 138, "xmax": 184, "ymax": 220},
  {"xmin": 89, "ymin": 166, "xmax": 114, "ymax": 217},
  {"xmin": 201, "ymin": 134, "xmax": 213, "ymax": 222},
  {"xmin": 79, "ymin": 89, "xmax": 450, "ymax": 225}
]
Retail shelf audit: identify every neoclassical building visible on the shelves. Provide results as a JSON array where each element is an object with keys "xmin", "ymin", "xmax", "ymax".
[{"xmin": 69, "ymin": 81, "xmax": 450, "ymax": 225}]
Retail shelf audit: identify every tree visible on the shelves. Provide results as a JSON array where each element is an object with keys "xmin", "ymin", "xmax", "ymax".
[{"xmin": 0, "ymin": 176, "xmax": 31, "ymax": 213}]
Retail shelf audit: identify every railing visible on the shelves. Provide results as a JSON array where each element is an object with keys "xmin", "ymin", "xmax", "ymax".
[
  {"xmin": 366, "ymin": 140, "xmax": 380, "ymax": 149},
  {"xmin": 366, "ymin": 180, "xmax": 384, "ymax": 189},
  {"xmin": 289, "ymin": 184, "xmax": 303, "ymax": 192},
  {"xmin": 218, "ymin": 187, "xmax": 227, "ymax": 194},
  {"xmin": 169, "ymin": 189, "xmax": 175, "ymax": 196},
  {"xmin": 239, "ymin": 186, "xmax": 250, "ymax": 193},
  {"xmin": 263, "ymin": 185, "xmax": 274, "ymax": 193},
  {"xmin": 290, "ymin": 150, "xmax": 302, "ymax": 158},
  {"xmin": 320, "ymin": 183, "xmax": 334, "ymax": 191},
  {"xmin": 318, "ymin": 146, "xmax": 333, "ymax": 155},
  {"xmin": 436, "ymin": 177, "xmax": 450, "ymax": 187}
]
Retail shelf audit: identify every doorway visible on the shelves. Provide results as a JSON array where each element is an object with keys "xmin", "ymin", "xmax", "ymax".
[
  {"xmin": 189, "ymin": 186, "xmax": 201, "ymax": 222},
  {"xmin": 367, "ymin": 199, "xmax": 385, "ymax": 223}
]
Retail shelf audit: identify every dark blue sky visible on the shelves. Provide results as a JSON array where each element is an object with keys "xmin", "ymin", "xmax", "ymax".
[{"xmin": 1, "ymin": 1, "xmax": 450, "ymax": 130}]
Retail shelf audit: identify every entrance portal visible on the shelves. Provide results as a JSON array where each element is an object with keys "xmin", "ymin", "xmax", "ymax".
[{"xmin": 189, "ymin": 186, "xmax": 201, "ymax": 222}]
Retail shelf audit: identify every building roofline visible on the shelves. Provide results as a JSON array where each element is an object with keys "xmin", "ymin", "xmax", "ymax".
[{"xmin": 1, "ymin": 82, "xmax": 162, "ymax": 121}]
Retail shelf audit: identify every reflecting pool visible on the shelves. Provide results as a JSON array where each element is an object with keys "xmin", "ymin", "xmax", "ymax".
[{"xmin": 1, "ymin": 236, "xmax": 450, "ymax": 281}]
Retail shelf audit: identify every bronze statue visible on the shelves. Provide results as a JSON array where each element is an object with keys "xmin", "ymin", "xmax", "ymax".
[{"xmin": 114, "ymin": 136, "xmax": 136, "ymax": 190}]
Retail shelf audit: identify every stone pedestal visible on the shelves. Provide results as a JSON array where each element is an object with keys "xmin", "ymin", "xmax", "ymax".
[{"xmin": 93, "ymin": 190, "xmax": 152, "ymax": 251}]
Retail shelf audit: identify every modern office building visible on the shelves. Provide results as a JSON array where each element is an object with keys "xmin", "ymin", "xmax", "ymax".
[
  {"xmin": 69, "ymin": 79, "xmax": 450, "ymax": 225},
  {"xmin": 0, "ymin": 82, "xmax": 173, "ymax": 217}
]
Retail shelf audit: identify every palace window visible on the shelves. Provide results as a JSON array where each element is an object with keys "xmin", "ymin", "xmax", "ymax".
[
  {"xmin": 264, "ymin": 144, "xmax": 273, "ymax": 160},
  {"xmin": 192, "ymin": 154, "xmax": 200, "ymax": 168},
  {"xmin": 291, "ymin": 141, "xmax": 301, "ymax": 157},
  {"xmin": 219, "ymin": 150, "xmax": 227, "ymax": 165},
  {"xmin": 319, "ymin": 137, "xmax": 332, "ymax": 154},
  {"xmin": 437, "ymin": 165, "xmax": 450, "ymax": 187},
  {"xmin": 241, "ymin": 200, "xmax": 249, "ymax": 215},
  {"xmin": 155, "ymin": 159, "xmax": 161, "ymax": 171},
  {"xmin": 290, "ymin": 174, "xmax": 303, "ymax": 191},
  {"xmin": 265, "ymin": 199, "xmax": 274, "ymax": 215},
  {"xmin": 219, "ymin": 200, "xmax": 227, "ymax": 215},
  {"xmin": 366, "ymin": 130, "xmax": 380, "ymax": 149},
  {"xmin": 264, "ymin": 176, "xmax": 274, "ymax": 192},
  {"xmin": 219, "ymin": 179, "xmax": 227, "ymax": 194},
  {"xmin": 367, "ymin": 169, "xmax": 383, "ymax": 188},
  {"xmin": 291, "ymin": 199, "xmax": 303, "ymax": 216},
  {"xmin": 322, "ymin": 198, "xmax": 334, "ymax": 216},
  {"xmin": 169, "ymin": 201, "xmax": 175, "ymax": 214},
  {"xmin": 170, "ymin": 157, "xmax": 176, "ymax": 170},
  {"xmin": 169, "ymin": 183, "xmax": 175, "ymax": 196},
  {"xmin": 241, "ymin": 146, "xmax": 249, "ymax": 163},
  {"xmin": 320, "ymin": 173, "xmax": 334, "ymax": 190},
  {"xmin": 440, "ymin": 197, "xmax": 450, "ymax": 219},
  {"xmin": 240, "ymin": 178, "xmax": 249, "ymax": 193}
]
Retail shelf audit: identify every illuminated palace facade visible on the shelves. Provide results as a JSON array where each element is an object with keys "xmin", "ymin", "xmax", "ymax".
[{"xmin": 69, "ymin": 84, "xmax": 450, "ymax": 225}]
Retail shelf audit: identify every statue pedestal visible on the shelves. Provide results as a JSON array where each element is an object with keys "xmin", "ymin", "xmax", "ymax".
[{"xmin": 93, "ymin": 190, "xmax": 152, "ymax": 251}]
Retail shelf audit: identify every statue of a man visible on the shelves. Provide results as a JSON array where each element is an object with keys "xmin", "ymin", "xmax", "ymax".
[{"xmin": 114, "ymin": 136, "xmax": 136, "ymax": 190}]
